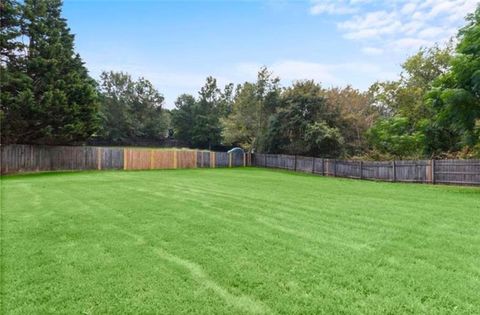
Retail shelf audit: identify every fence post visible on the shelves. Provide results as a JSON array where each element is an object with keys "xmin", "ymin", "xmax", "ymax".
[
  {"xmin": 212, "ymin": 152, "xmax": 216, "ymax": 168},
  {"xmin": 150, "ymin": 149, "xmax": 154, "ymax": 169},
  {"xmin": 294, "ymin": 155, "xmax": 297, "ymax": 171},
  {"xmin": 312, "ymin": 157, "xmax": 315, "ymax": 173},
  {"xmin": 194, "ymin": 150, "xmax": 197, "ymax": 168},
  {"xmin": 243, "ymin": 153, "xmax": 246, "ymax": 167},
  {"xmin": 123, "ymin": 148, "xmax": 128, "ymax": 170},
  {"xmin": 264, "ymin": 154, "xmax": 267, "ymax": 167},
  {"xmin": 333, "ymin": 159, "xmax": 337, "ymax": 177},
  {"xmin": 322, "ymin": 159, "xmax": 325, "ymax": 176},
  {"xmin": 392, "ymin": 160, "xmax": 396, "ymax": 182},
  {"xmin": 359, "ymin": 161, "xmax": 363, "ymax": 179},
  {"xmin": 174, "ymin": 150, "xmax": 178, "ymax": 169},
  {"xmin": 97, "ymin": 147, "xmax": 102, "ymax": 170},
  {"xmin": 431, "ymin": 159, "xmax": 435, "ymax": 184},
  {"xmin": 229, "ymin": 152, "xmax": 232, "ymax": 168}
]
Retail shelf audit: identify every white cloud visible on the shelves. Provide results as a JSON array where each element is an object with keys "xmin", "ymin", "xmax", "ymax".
[
  {"xmin": 401, "ymin": 21, "xmax": 425, "ymax": 35},
  {"xmin": 236, "ymin": 60, "xmax": 396, "ymax": 88},
  {"xmin": 310, "ymin": 2, "xmax": 357, "ymax": 15},
  {"xmin": 391, "ymin": 38, "xmax": 433, "ymax": 50},
  {"xmin": 310, "ymin": 0, "xmax": 479, "ymax": 55},
  {"xmin": 418, "ymin": 26, "xmax": 445, "ymax": 38},
  {"xmin": 361, "ymin": 47, "xmax": 384, "ymax": 55},
  {"xmin": 339, "ymin": 10, "xmax": 402, "ymax": 40},
  {"xmin": 309, "ymin": 0, "xmax": 377, "ymax": 16},
  {"xmin": 237, "ymin": 60, "xmax": 337, "ymax": 84},
  {"xmin": 401, "ymin": 2, "xmax": 417, "ymax": 15}
]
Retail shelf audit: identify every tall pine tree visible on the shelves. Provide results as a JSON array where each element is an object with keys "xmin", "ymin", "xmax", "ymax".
[
  {"xmin": 0, "ymin": 0, "xmax": 34, "ymax": 144},
  {"xmin": 1, "ymin": 0, "xmax": 99, "ymax": 144}
]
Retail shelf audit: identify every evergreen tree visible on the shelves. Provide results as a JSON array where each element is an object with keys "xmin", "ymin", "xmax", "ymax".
[
  {"xmin": 192, "ymin": 77, "xmax": 223, "ymax": 149},
  {"xmin": 171, "ymin": 94, "xmax": 196, "ymax": 145},
  {"xmin": 4, "ymin": 0, "xmax": 99, "ymax": 144},
  {"xmin": 0, "ymin": 0, "xmax": 23, "ymax": 62},
  {"xmin": 0, "ymin": 0, "xmax": 33, "ymax": 144},
  {"xmin": 171, "ymin": 77, "xmax": 232, "ymax": 149}
]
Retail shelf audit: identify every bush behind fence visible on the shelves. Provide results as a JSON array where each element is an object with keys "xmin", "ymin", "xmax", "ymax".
[
  {"xmin": 253, "ymin": 153, "xmax": 480, "ymax": 186},
  {"xmin": 1, "ymin": 145, "xmax": 248, "ymax": 175}
]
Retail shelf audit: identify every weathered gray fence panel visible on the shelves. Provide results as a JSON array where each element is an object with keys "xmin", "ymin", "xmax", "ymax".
[
  {"xmin": 100, "ymin": 147, "xmax": 124, "ymax": 169},
  {"xmin": 230, "ymin": 152, "xmax": 244, "ymax": 167},
  {"xmin": 215, "ymin": 152, "xmax": 229, "ymax": 167},
  {"xmin": 253, "ymin": 153, "xmax": 265, "ymax": 167},
  {"xmin": 265, "ymin": 154, "xmax": 295, "ymax": 170},
  {"xmin": 296, "ymin": 156, "xmax": 314, "ymax": 173},
  {"xmin": 362, "ymin": 161, "xmax": 393, "ymax": 181},
  {"xmin": 312, "ymin": 158, "xmax": 324, "ymax": 175},
  {"xmin": 1, "ymin": 145, "xmax": 99, "ymax": 173},
  {"xmin": 336, "ymin": 160, "xmax": 362, "ymax": 179},
  {"xmin": 197, "ymin": 151, "xmax": 211, "ymax": 168},
  {"xmin": 394, "ymin": 160, "xmax": 429, "ymax": 183},
  {"xmin": 434, "ymin": 159, "xmax": 480, "ymax": 185},
  {"xmin": 324, "ymin": 159, "xmax": 336, "ymax": 176},
  {"xmin": 251, "ymin": 153, "xmax": 479, "ymax": 186}
]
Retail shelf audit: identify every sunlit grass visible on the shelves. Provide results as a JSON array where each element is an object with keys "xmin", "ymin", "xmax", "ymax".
[{"xmin": 2, "ymin": 168, "xmax": 479, "ymax": 314}]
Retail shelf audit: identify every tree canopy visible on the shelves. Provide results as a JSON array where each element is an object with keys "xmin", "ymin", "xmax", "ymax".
[
  {"xmin": 1, "ymin": 0, "xmax": 99, "ymax": 144},
  {"xmin": 2, "ymin": 0, "xmax": 478, "ymax": 159},
  {"xmin": 97, "ymin": 71, "xmax": 168, "ymax": 143}
]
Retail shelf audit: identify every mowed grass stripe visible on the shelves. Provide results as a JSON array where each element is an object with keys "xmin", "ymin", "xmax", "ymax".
[{"xmin": 2, "ymin": 168, "xmax": 480, "ymax": 314}]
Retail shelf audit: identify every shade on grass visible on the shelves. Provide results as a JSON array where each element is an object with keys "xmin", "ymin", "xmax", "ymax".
[{"xmin": 1, "ymin": 168, "xmax": 479, "ymax": 314}]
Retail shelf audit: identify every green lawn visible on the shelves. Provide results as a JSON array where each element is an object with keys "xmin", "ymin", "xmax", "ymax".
[{"xmin": 1, "ymin": 168, "xmax": 480, "ymax": 314}]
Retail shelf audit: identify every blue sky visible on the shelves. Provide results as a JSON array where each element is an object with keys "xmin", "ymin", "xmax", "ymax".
[{"xmin": 63, "ymin": 0, "xmax": 479, "ymax": 108}]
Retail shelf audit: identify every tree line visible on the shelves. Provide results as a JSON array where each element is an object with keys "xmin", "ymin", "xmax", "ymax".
[{"xmin": 1, "ymin": 0, "xmax": 479, "ymax": 159}]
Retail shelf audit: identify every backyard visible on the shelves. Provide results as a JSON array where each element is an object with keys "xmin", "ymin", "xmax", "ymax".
[{"xmin": 1, "ymin": 168, "xmax": 480, "ymax": 314}]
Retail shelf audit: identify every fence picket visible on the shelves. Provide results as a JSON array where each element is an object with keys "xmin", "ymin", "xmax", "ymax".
[
  {"xmin": 250, "ymin": 153, "xmax": 479, "ymax": 186},
  {"xmin": 2, "ymin": 145, "xmax": 479, "ymax": 186}
]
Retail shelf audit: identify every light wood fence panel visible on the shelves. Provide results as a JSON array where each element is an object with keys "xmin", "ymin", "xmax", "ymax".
[
  {"xmin": 151, "ymin": 150, "xmax": 175, "ymax": 169},
  {"xmin": 124, "ymin": 149, "xmax": 150, "ymax": 170},
  {"xmin": 177, "ymin": 150, "xmax": 196, "ymax": 169}
]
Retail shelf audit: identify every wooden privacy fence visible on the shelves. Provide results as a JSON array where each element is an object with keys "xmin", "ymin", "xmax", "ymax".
[
  {"xmin": 1, "ymin": 145, "xmax": 250, "ymax": 175},
  {"xmin": 253, "ymin": 153, "xmax": 480, "ymax": 186},
  {"xmin": 2, "ymin": 145, "xmax": 479, "ymax": 185}
]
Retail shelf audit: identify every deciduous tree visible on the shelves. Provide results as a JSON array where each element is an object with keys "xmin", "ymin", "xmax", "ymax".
[{"xmin": 98, "ymin": 71, "xmax": 167, "ymax": 143}]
